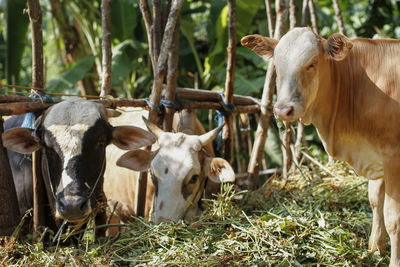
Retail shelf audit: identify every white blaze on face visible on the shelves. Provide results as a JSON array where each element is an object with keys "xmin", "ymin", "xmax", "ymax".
[
  {"xmin": 151, "ymin": 132, "xmax": 202, "ymax": 223},
  {"xmin": 47, "ymin": 123, "xmax": 91, "ymax": 193},
  {"xmin": 43, "ymin": 98, "xmax": 105, "ymax": 194},
  {"xmin": 274, "ymin": 28, "xmax": 320, "ymax": 118}
]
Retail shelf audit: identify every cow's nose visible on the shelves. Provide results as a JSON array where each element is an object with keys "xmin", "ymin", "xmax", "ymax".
[
  {"xmin": 274, "ymin": 104, "xmax": 294, "ymax": 120},
  {"xmin": 57, "ymin": 196, "xmax": 89, "ymax": 220}
]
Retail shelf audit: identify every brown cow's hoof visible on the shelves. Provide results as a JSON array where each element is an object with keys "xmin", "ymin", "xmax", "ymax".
[{"xmin": 369, "ymin": 236, "xmax": 387, "ymax": 255}]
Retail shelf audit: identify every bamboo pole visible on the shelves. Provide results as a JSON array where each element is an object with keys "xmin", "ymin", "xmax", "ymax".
[
  {"xmin": 27, "ymin": 0, "xmax": 46, "ymax": 233},
  {"xmin": 332, "ymin": 0, "xmax": 345, "ymax": 35},
  {"xmin": 0, "ymin": 118, "xmax": 20, "ymax": 236},
  {"xmin": 223, "ymin": 0, "xmax": 237, "ymax": 163},
  {"xmin": 245, "ymin": 0, "xmax": 289, "ymax": 190},
  {"xmin": 100, "ymin": 0, "xmax": 112, "ymax": 97}
]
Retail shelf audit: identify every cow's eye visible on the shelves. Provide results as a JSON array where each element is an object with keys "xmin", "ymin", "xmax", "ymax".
[
  {"xmin": 189, "ymin": 174, "xmax": 199, "ymax": 184},
  {"xmin": 306, "ymin": 61, "xmax": 317, "ymax": 70}
]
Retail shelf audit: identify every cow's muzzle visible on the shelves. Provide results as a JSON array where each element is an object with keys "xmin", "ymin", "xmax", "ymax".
[
  {"xmin": 273, "ymin": 103, "xmax": 295, "ymax": 121},
  {"xmin": 56, "ymin": 195, "xmax": 91, "ymax": 221}
]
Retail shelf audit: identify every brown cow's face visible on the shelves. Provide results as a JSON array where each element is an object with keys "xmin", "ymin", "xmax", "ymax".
[
  {"xmin": 273, "ymin": 28, "xmax": 320, "ymax": 121},
  {"xmin": 241, "ymin": 27, "xmax": 352, "ymax": 122}
]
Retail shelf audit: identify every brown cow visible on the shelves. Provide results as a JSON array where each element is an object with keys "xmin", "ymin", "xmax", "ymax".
[
  {"xmin": 103, "ymin": 108, "xmax": 235, "ymax": 229},
  {"xmin": 242, "ymin": 27, "xmax": 400, "ymax": 266}
]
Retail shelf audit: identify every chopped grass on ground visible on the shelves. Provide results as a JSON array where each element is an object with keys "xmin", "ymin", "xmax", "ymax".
[{"xmin": 0, "ymin": 161, "xmax": 390, "ymax": 266}]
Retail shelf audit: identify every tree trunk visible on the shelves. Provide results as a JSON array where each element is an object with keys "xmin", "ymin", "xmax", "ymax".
[{"xmin": 0, "ymin": 119, "xmax": 20, "ymax": 236}]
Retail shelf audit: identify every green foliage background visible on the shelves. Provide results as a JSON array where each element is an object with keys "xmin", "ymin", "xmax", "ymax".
[{"xmin": 0, "ymin": 0, "xmax": 399, "ymax": 169}]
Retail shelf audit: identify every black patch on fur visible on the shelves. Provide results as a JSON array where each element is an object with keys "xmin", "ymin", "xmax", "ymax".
[{"xmin": 44, "ymin": 119, "xmax": 112, "ymax": 205}]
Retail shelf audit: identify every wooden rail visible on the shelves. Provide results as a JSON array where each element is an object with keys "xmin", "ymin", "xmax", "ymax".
[{"xmin": 0, "ymin": 88, "xmax": 261, "ymax": 116}]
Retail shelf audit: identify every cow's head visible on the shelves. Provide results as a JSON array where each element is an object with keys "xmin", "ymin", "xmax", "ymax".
[
  {"xmin": 2, "ymin": 98, "xmax": 155, "ymax": 223},
  {"xmin": 117, "ymin": 117, "xmax": 235, "ymax": 224},
  {"xmin": 241, "ymin": 27, "xmax": 353, "ymax": 122}
]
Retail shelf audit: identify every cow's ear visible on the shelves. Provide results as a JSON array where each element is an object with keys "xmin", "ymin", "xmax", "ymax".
[
  {"xmin": 324, "ymin": 33, "xmax": 353, "ymax": 61},
  {"xmin": 116, "ymin": 149, "xmax": 155, "ymax": 171},
  {"xmin": 111, "ymin": 126, "xmax": 156, "ymax": 150},
  {"xmin": 241, "ymin": 34, "xmax": 278, "ymax": 60},
  {"xmin": 204, "ymin": 157, "xmax": 235, "ymax": 183},
  {"xmin": 2, "ymin": 128, "xmax": 41, "ymax": 154}
]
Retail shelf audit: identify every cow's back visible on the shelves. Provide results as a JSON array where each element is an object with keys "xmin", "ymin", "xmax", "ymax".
[
  {"xmin": 103, "ymin": 108, "xmax": 152, "ymax": 221},
  {"xmin": 4, "ymin": 115, "xmax": 33, "ymax": 217}
]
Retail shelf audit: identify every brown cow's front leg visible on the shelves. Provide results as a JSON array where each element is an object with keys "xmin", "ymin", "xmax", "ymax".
[
  {"xmin": 383, "ymin": 157, "xmax": 400, "ymax": 267},
  {"xmin": 368, "ymin": 178, "xmax": 387, "ymax": 254}
]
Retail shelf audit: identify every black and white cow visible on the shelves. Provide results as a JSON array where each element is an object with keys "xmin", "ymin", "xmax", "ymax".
[{"xmin": 2, "ymin": 97, "xmax": 155, "ymax": 224}]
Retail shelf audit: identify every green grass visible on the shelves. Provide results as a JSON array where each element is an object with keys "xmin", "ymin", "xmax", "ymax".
[{"xmin": 0, "ymin": 161, "xmax": 390, "ymax": 266}]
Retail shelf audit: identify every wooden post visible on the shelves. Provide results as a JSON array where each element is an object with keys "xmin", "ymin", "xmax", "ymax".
[
  {"xmin": 289, "ymin": 0, "xmax": 297, "ymax": 29},
  {"xmin": 233, "ymin": 116, "xmax": 245, "ymax": 173},
  {"xmin": 138, "ymin": 0, "xmax": 185, "ymax": 218},
  {"xmin": 163, "ymin": 19, "xmax": 180, "ymax": 132},
  {"xmin": 148, "ymin": 0, "xmax": 185, "ymax": 124},
  {"xmin": 100, "ymin": 0, "xmax": 112, "ymax": 97},
  {"xmin": 293, "ymin": 0, "xmax": 312, "ymax": 163},
  {"xmin": 281, "ymin": 0, "xmax": 302, "ymax": 180},
  {"xmin": 27, "ymin": 0, "xmax": 44, "ymax": 90},
  {"xmin": 332, "ymin": 0, "xmax": 345, "ymax": 35},
  {"xmin": 300, "ymin": 0, "xmax": 309, "ymax": 27},
  {"xmin": 245, "ymin": 0, "xmax": 289, "ymax": 190},
  {"xmin": 308, "ymin": 0, "xmax": 319, "ymax": 33},
  {"xmin": 264, "ymin": 0, "xmax": 274, "ymax": 37},
  {"xmin": 223, "ymin": 0, "xmax": 236, "ymax": 163},
  {"xmin": 32, "ymin": 150, "xmax": 45, "ymax": 232},
  {"xmin": 139, "ymin": 0, "xmax": 156, "ymax": 73},
  {"xmin": 0, "ymin": 118, "xmax": 20, "ymax": 235},
  {"xmin": 27, "ymin": 0, "xmax": 45, "ymax": 233}
]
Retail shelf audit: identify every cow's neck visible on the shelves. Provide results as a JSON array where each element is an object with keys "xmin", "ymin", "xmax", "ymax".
[
  {"xmin": 305, "ymin": 39, "xmax": 400, "ymax": 167},
  {"xmin": 302, "ymin": 56, "xmax": 353, "ymax": 156}
]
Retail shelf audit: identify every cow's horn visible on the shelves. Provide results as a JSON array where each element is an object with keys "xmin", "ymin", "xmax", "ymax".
[
  {"xmin": 142, "ymin": 116, "xmax": 164, "ymax": 138},
  {"xmin": 198, "ymin": 123, "xmax": 224, "ymax": 147},
  {"xmin": 106, "ymin": 108, "xmax": 121, "ymax": 118}
]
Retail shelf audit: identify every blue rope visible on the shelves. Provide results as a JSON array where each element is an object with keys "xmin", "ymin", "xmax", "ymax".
[
  {"xmin": 160, "ymin": 99, "xmax": 182, "ymax": 110},
  {"xmin": 21, "ymin": 93, "xmax": 53, "ymax": 129},
  {"xmin": 215, "ymin": 92, "xmax": 235, "ymax": 156},
  {"xmin": 143, "ymin": 98, "xmax": 162, "ymax": 113}
]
